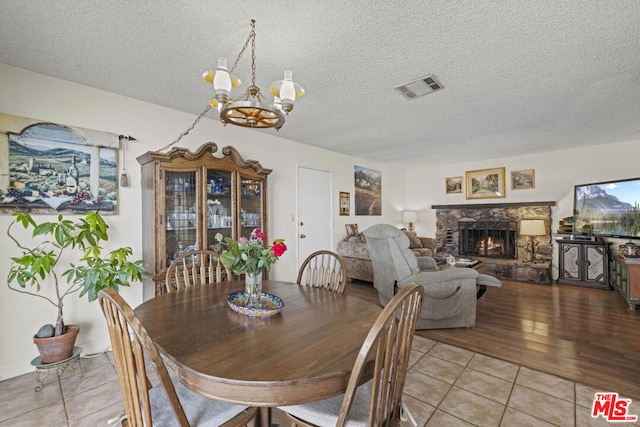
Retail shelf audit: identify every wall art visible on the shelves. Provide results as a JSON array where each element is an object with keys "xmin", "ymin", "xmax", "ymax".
[
  {"xmin": 465, "ymin": 167, "xmax": 506, "ymax": 199},
  {"xmin": 339, "ymin": 191, "xmax": 350, "ymax": 215},
  {"xmin": 0, "ymin": 113, "xmax": 120, "ymax": 213},
  {"xmin": 354, "ymin": 165, "xmax": 381, "ymax": 215},
  {"xmin": 445, "ymin": 176, "xmax": 463, "ymax": 194},
  {"xmin": 511, "ymin": 169, "xmax": 535, "ymax": 190}
]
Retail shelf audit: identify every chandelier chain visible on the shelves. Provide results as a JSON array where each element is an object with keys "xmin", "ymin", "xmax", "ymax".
[
  {"xmin": 250, "ymin": 22, "xmax": 256, "ymax": 86},
  {"xmin": 157, "ymin": 104, "xmax": 212, "ymax": 152},
  {"xmin": 230, "ymin": 19, "xmax": 256, "ymax": 78}
]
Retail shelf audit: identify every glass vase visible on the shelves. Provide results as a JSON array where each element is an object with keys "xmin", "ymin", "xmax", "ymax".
[{"xmin": 245, "ymin": 270, "xmax": 263, "ymax": 308}]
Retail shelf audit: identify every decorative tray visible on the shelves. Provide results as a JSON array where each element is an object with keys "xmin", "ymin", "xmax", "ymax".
[{"xmin": 227, "ymin": 292, "xmax": 284, "ymax": 318}]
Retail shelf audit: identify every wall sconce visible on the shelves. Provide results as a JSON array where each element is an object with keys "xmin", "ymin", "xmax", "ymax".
[
  {"xmin": 402, "ymin": 211, "xmax": 418, "ymax": 233},
  {"xmin": 520, "ymin": 219, "xmax": 546, "ymax": 263}
]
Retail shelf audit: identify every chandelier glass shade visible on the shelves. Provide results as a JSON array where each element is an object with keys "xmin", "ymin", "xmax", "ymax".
[{"xmin": 202, "ymin": 20, "xmax": 304, "ymax": 130}]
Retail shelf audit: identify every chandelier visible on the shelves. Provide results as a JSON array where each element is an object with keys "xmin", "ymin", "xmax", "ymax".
[{"xmin": 202, "ymin": 19, "xmax": 304, "ymax": 130}]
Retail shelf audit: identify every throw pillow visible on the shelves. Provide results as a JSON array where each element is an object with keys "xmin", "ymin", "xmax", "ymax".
[{"xmin": 402, "ymin": 230, "xmax": 422, "ymax": 249}]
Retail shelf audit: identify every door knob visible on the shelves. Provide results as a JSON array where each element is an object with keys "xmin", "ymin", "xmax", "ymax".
[{"xmin": 300, "ymin": 234, "xmax": 306, "ymax": 239}]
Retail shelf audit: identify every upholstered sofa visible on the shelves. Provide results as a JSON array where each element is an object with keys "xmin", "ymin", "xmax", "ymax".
[{"xmin": 336, "ymin": 229, "xmax": 436, "ymax": 282}]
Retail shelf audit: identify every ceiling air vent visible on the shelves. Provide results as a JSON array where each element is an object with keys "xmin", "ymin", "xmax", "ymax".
[{"xmin": 395, "ymin": 74, "xmax": 443, "ymax": 100}]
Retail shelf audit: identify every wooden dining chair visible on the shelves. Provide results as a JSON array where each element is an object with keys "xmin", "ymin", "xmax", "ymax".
[
  {"xmin": 98, "ymin": 288, "xmax": 257, "ymax": 427},
  {"xmin": 165, "ymin": 249, "xmax": 233, "ymax": 293},
  {"xmin": 278, "ymin": 283, "xmax": 425, "ymax": 426},
  {"xmin": 296, "ymin": 250, "xmax": 347, "ymax": 294}
]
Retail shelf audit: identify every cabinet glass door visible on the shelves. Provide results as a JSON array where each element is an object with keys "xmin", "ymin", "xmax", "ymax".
[
  {"xmin": 164, "ymin": 170, "xmax": 198, "ymax": 267},
  {"xmin": 239, "ymin": 177, "xmax": 264, "ymax": 239},
  {"xmin": 206, "ymin": 169, "xmax": 234, "ymax": 247}
]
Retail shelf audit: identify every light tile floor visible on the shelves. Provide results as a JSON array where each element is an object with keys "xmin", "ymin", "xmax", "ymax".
[{"xmin": 1, "ymin": 336, "xmax": 639, "ymax": 426}]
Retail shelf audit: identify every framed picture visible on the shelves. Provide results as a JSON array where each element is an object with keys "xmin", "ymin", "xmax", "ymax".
[
  {"xmin": 511, "ymin": 169, "xmax": 535, "ymax": 190},
  {"xmin": 465, "ymin": 167, "xmax": 506, "ymax": 199},
  {"xmin": 345, "ymin": 223, "xmax": 359, "ymax": 238},
  {"xmin": 445, "ymin": 176, "xmax": 463, "ymax": 194},
  {"xmin": 354, "ymin": 165, "xmax": 381, "ymax": 215},
  {"xmin": 339, "ymin": 191, "xmax": 350, "ymax": 215}
]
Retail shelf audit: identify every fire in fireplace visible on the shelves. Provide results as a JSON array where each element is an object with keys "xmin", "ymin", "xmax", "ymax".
[{"xmin": 458, "ymin": 220, "xmax": 517, "ymax": 259}]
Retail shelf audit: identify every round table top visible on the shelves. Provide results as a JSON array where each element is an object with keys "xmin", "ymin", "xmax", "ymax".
[{"xmin": 134, "ymin": 280, "xmax": 382, "ymax": 406}]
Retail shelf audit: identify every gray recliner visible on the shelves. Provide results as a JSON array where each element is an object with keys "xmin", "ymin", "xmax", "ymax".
[{"xmin": 362, "ymin": 224, "xmax": 501, "ymax": 329}]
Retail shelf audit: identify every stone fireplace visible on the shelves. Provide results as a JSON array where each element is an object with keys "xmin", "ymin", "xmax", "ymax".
[{"xmin": 432, "ymin": 201, "xmax": 554, "ymax": 284}]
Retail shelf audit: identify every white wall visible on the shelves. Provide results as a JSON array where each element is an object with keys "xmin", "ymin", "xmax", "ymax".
[
  {"xmin": 404, "ymin": 140, "xmax": 640, "ymax": 279},
  {"xmin": 0, "ymin": 64, "xmax": 405, "ymax": 380}
]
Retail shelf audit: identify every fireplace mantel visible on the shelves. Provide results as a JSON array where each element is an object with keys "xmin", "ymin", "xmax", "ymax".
[{"xmin": 432, "ymin": 201, "xmax": 555, "ymax": 210}]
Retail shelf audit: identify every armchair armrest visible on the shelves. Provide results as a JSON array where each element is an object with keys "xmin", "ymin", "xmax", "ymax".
[{"xmin": 417, "ymin": 256, "xmax": 437, "ymax": 270}]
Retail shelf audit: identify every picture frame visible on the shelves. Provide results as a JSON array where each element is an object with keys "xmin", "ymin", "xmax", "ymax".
[
  {"xmin": 511, "ymin": 169, "xmax": 535, "ymax": 190},
  {"xmin": 345, "ymin": 223, "xmax": 359, "ymax": 238},
  {"xmin": 445, "ymin": 176, "xmax": 463, "ymax": 194},
  {"xmin": 339, "ymin": 191, "xmax": 350, "ymax": 215},
  {"xmin": 465, "ymin": 167, "xmax": 506, "ymax": 199}
]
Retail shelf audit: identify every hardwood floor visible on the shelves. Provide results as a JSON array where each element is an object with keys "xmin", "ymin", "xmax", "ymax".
[{"xmin": 346, "ymin": 279, "xmax": 640, "ymax": 400}]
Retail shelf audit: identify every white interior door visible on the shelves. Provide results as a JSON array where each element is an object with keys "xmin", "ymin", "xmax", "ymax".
[{"xmin": 297, "ymin": 167, "xmax": 332, "ymax": 268}]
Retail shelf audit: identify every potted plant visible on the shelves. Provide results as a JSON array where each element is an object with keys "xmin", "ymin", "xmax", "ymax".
[
  {"xmin": 7, "ymin": 210, "xmax": 146, "ymax": 363},
  {"xmin": 213, "ymin": 227, "xmax": 287, "ymax": 308}
]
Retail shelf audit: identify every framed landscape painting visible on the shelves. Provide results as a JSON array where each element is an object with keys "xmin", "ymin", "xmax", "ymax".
[
  {"xmin": 511, "ymin": 169, "xmax": 535, "ymax": 190},
  {"xmin": 465, "ymin": 167, "xmax": 506, "ymax": 199},
  {"xmin": 446, "ymin": 176, "xmax": 463, "ymax": 194},
  {"xmin": 0, "ymin": 113, "xmax": 120, "ymax": 213},
  {"xmin": 354, "ymin": 165, "xmax": 381, "ymax": 215}
]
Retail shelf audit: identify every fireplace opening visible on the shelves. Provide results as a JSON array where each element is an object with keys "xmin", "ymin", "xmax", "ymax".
[{"xmin": 458, "ymin": 220, "xmax": 517, "ymax": 259}]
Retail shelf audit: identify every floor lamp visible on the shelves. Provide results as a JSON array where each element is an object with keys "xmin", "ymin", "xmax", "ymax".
[{"xmin": 520, "ymin": 219, "xmax": 546, "ymax": 263}]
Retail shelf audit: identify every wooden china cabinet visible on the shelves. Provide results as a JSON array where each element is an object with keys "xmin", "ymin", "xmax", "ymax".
[{"xmin": 137, "ymin": 143, "xmax": 271, "ymax": 296}]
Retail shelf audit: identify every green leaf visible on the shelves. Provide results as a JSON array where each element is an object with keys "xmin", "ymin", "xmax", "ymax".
[{"xmin": 12, "ymin": 211, "xmax": 36, "ymax": 229}]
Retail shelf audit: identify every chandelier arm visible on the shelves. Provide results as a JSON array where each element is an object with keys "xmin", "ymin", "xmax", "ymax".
[{"xmin": 157, "ymin": 104, "xmax": 212, "ymax": 152}]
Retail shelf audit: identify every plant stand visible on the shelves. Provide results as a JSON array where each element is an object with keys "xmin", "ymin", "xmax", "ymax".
[{"xmin": 30, "ymin": 346, "xmax": 83, "ymax": 392}]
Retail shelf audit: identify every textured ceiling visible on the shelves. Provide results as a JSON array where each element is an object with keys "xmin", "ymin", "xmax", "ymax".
[{"xmin": 1, "ymin": 1, "xmax": 639, "ymax": 168}]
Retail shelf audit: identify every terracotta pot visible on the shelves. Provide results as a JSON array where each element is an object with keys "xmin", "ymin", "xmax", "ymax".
[{"xmin": 33, "ymin": 325, "xmax": 80, "ymax": 364}]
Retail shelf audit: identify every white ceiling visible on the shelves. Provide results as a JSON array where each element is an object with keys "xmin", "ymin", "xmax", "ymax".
[{"xmin": 1, "ymin": 1, "xmax": 639, "ymax": 168}]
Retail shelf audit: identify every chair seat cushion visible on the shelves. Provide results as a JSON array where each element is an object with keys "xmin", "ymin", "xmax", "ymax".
[
  {"xmin": 150, "ymin": 376, "xmax": 249, "ymax": 427},
  {"xmin": 279, "ymin": 380, "xmax": 373, "ymax": 427}
]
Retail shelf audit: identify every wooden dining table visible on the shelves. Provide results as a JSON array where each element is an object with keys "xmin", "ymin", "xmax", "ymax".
[{"xmin": 134, "ymin": 279, "xmax": 382, "ymax": 423}]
